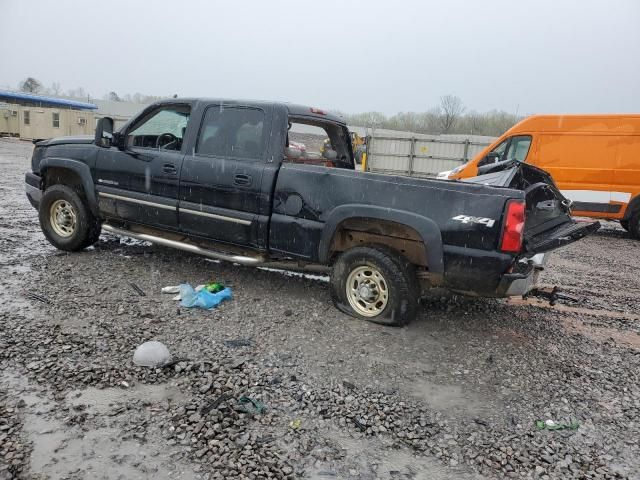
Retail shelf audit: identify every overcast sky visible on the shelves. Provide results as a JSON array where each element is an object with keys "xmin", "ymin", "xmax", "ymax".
[{"xmin": 1, "ymin": 0, "xmax": 639, "ymax": 115}]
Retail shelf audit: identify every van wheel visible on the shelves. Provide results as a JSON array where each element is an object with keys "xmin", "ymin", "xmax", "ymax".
[
  {"xmin": 629, "ymin": 212, "xmax": 640, "ymax": 240},
  {"xmin": 620, "ymin": 220, "xmax": 629, "ymax": 231},
  {"xmin": 39, "ymin": 185, "xmax": 100, "ymax": 251},
  {"xmin": 330, "ymin": 245, "xmax": 419, "ymax": 326}
]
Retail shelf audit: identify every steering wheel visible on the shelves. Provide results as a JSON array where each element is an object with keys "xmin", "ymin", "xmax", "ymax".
[{"xmin": 156, "ymin": 133, "xmax": 178, "ymax": 149}]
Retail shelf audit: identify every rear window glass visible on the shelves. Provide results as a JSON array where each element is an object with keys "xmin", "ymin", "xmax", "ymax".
[{"xmin": 197, "ymin": 107, "xmax": 265, "ymax": 160}]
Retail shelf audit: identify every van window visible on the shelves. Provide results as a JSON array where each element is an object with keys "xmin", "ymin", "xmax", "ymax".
[{"xmin": 505, "ymin": 135, "xmax": 532, "ymax": 162}]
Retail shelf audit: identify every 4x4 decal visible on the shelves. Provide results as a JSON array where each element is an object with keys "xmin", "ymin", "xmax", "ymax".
[{"xmin": 452, "ymin": 214, "xmax": 496, "ymax": 228}]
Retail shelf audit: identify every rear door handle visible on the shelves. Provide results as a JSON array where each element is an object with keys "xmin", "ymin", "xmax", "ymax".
[
  {"xmin": 233, "ymin": 174, "xmax": 252, "ymax": 186},
  {"xmin": 163, "ymin": 163, "xmax": 178, "ymax": 175}
]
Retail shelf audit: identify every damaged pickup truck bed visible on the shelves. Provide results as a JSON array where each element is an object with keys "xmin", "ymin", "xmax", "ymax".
[{"xmin": 25, "ymin": 98, "xmax": 599, "ymax": 325}]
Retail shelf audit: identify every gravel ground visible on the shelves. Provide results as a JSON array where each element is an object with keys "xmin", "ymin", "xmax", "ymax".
[{"xmin": 1, "ymin": 137, "xmax": 639, "ymax": 480}]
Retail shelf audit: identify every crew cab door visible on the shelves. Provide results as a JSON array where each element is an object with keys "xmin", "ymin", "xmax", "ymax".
[
  {"xmin": 466, "ymin": 162, "xmax": 600, "ymax": 254},
  {"xmin": 95, "ymin": 104, "xmax": 191, "ymax": 230},
  {"xmin": 178, "ymin": 105, "xmax": 270, "ymax": 248}
]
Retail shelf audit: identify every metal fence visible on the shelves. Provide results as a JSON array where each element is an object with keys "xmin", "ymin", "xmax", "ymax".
[{"xmin": 363, "ymin": 131, "xmax": 496, "ymax": 177}]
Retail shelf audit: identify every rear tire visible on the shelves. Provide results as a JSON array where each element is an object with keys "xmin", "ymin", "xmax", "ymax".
[
  {"xmin": 330, "ymin": 245, "xmax": 419, "ymax": 326},
  {"xmin": 628, "ymin": 212, "xmax": 640, "ymax": 240},
  {"xmin": 620, "ymin": 220, "xmax": 629, "ymax": 231},
  {"xmin": 39, "ymin": 185, "xmax": 101, "ymax": 251}
]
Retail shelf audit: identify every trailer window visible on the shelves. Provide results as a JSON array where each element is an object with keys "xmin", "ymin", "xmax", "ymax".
[
  {"xmin": 23, "ymin": 110, "xmax": 30, "ymax": 125},
  {"xmin": 52, "ymin": 112, "xmax": 60, "ymax": 128}
]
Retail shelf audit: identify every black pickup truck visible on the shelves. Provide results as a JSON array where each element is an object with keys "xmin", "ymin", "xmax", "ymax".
[{"xmin": 25, "ymin": 98, "xmax": 599, "ymax": 325}]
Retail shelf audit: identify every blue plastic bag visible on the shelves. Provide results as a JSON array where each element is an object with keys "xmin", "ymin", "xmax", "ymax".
[{"xmin": 179, "ymin": 284, "xmax": 232, "ymax": 309}]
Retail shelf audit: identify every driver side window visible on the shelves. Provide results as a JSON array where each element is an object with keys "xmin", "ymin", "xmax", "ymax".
[{"xmin": 126, "ymin": 105, "xmax": 191, "ymax": 150}]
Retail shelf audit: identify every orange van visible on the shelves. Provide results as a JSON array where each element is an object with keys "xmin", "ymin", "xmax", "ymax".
[{"xmin": 445, "ymin": 114, "xmax": 640, "ymax": 238}]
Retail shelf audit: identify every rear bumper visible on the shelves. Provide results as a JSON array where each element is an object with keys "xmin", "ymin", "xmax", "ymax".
[
  {"xmin": 496, "ymin": 253, "xmax": 546, "ymax": 296},
  {"xmin": 443, "ymin": 246, "xmax": 545, "ymax": 298},
  {"xmin": 25, "ymin": 172, "xmax": 42, "ymax": 209}
]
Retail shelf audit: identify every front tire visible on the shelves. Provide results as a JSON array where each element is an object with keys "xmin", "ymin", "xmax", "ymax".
[
  {"xmin": 39, "ymin": 185, "xmax": 101, "ymax": 251},
  {"xmin": 330, "ymin": 245, "xmax": 419, "ymax": 326}
]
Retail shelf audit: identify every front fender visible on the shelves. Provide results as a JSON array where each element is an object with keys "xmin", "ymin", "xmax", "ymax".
[
  {"xmin": 39, "ymin": 157, "xmax": 99, "ymax": 216},
  {"xmin": 318, "ymin": 204, "xmax": 444, "ymax": 275}
]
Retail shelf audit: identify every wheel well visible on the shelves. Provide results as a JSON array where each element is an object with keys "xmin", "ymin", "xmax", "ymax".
[
  {"xmin": 329, "ymin": 217, "xmax": 428, "ymax": 267},
  {"xmin": 43, "ymin": 167, "xmax": 85, "ymax": 195},
  {"xmin": 624, "ymin": 195, "xmax": 640, "ymax": 220}
]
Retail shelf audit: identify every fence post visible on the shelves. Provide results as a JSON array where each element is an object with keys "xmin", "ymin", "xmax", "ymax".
[
  {"xmin": 408, "ymin": 137, "xmax": 415, "ymax": 176},
  {"xmin": 463, "ymin": 139, "xmax": 470, "ymax": 162}
]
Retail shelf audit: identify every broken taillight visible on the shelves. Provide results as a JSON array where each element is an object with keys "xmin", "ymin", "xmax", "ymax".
[{"xmin": 500, "ymin": 200, "xmax": 525, "ymax": 253}]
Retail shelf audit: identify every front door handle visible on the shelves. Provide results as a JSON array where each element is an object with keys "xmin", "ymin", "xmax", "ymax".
[
  {"xmin": 163, "ymin": 163, "xmax": 178, "ymax": 175},
  {"xmin": 234, "ymin": 174, "xmax": 252, "ymax": 186}
]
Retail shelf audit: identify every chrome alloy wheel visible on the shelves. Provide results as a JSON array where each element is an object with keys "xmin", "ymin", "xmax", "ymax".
[
  {"xmin": 49, "ymin": 199, "xmax": 77, "ymax": 237},
  {"xmin": 345, "ymin": 265, "xmax": 389, "ymax": 317}
]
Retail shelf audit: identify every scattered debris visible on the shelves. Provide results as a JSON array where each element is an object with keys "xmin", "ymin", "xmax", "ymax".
[
  {"xmin": 223, "ymin": 338, "xmax": 253, "ymax": 348},
  {"xmin": 132, "ymin": 341, "xmax": 172, "ymax": 367},
  {"xmin": 24, "ymin": 291, "xmax": 51, "ymax": 304},
  {"xmin": 129, "ymin": 282, "xmax": 146, "ymax": 297},
  {"xmin": 237, "ymin": 396, "xmax": 265, "ymax": 415},
  {"xmin": 201, "ymin": 393, "xmax": 233, "ymax": 415},
  {"xmin": 535, "ymin": 419, "xmax": 580, "ymax": 431},
  {"xmin": 289, "ymin": 418, "xmax": 302, "ymax": 430},
  {"xmin": 179, "ymin": 283, "xmax": 232, "ymax": 309}
]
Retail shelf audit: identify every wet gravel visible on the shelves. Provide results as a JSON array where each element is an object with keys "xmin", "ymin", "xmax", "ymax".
[{"xmin": 1, "ymin": 138, "xmax": 639, "ymax": 479}]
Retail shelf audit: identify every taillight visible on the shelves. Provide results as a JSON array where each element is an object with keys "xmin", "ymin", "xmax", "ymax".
[{"xmin": 500, "ymin": 200, "xmax": 525, "ymax": 253}]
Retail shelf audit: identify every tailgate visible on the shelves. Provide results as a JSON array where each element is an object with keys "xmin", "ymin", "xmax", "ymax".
[{"xmin": 466, "ymin": 161, "xmax": 600, "ymax": 254}]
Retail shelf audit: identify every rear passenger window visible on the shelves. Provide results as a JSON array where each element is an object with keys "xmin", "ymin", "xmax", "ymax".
[{"xmin": 197, "ymin": 106, "xmax": 265, "ymax": 160}]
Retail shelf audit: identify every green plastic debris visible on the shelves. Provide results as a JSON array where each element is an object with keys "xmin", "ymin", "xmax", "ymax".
[
  {"xmin": 535, "ymin": 419, "xmax": 579, "ymax": 431},
  {"xmin": 205, "ymin": 282, "xmax": 225, "ymax": 293},
  {"xmin": 237, "ymin": 396, "xmax": 265, "ymax": 415},
  {"xmin": 289, "ymin": 418, "xmax": 302, "ymax": 430}
]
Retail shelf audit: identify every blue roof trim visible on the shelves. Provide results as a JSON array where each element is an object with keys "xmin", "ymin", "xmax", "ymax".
[{"xmin": 0, "ymin": 90, "xmax": 97, "ymax": 110}]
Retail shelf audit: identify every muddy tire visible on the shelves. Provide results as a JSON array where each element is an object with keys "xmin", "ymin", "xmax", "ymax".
[
  {"xmin": 39, "ymin": 185, "xmax": 100, "ymax": 251},
  {"xmin": 330, "ymin": 245, "xmax": 419, "ymax": 326},
  {"xmin": 629, "ymin": 212, "xmax": 640, "ymax": 240}
]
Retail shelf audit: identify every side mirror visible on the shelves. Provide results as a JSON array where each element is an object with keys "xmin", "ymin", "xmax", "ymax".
[
  {"xmin": 486, "ymin": 152, "xmax": 501, "ymax": 163},
  {"xmin": 95, "ymin": 117, "xmax": 114, "ymax": 148},
  {"xmin": 479, "ymin": 151, "xmax": 500, "ymax": 166}
]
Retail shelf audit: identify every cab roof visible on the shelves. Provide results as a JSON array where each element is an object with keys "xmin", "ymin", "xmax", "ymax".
[{"xmin": 151, "ymin": 98, "xmax": 346, "ymax": 125}]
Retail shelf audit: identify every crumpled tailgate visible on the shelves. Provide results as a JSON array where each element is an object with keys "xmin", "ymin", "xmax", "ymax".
[{"xmin": 465, "ymin": 161, "xmax": 600, "ymax": 254}]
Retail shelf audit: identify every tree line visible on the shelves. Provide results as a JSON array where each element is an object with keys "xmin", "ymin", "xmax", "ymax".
[
  {"xmin": 15, "ymin": 77, "xmax": 168, "ymax": 105},
  {"xmin": 338, "ymin": 95, "xmax": 522, "ymax": 137},
  {"xmin": 15, "ymin": 79, "xmax": 521, "ymax": 137}
]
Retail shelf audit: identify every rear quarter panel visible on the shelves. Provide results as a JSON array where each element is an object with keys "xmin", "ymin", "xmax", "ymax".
[{"xmin": 269, "ymin": 164, "xmax": 520, "ymax": 261}]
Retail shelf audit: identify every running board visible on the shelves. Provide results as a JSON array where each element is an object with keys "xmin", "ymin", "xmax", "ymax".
[{"xmin": 102, "ymin": 224, "xmax": 266, "ymax": 266}]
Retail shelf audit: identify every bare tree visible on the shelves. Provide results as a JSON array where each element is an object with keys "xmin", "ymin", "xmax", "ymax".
[
  {"xmin": 105, "ymin": 91, "xmax": 121, "ymax": 101},
  {"xmin": 439, "ymin": 95, "xmax": 465, "ymax": 133},
  {"xmin": 67, "ymin": 87, "xmax": 87, "ymax": 99},
  {"xmin": 19, "ymin": 77, "xmax": 43, "ymax": 94},
  {"xmin": 50, "ymin": 82, "xmax": 62, "ymax": 96}
]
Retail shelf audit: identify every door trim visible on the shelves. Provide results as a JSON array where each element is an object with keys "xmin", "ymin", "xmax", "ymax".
[
  {"xmin": 179, "ymin": 207, "xmax": 252, "ymax": 225},
  {"xmin": 97, "ymin": 191, "xmax": 176, "ymax": 211}
]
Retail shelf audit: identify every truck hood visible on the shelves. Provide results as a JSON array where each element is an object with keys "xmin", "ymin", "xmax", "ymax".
[
  {"xmin": 36, "ymin": 135, "xmax": 94, "ymax": 147},
  {"xmin": 464, "ymin": 161, "xmax": 600, "ymax": 254}
]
